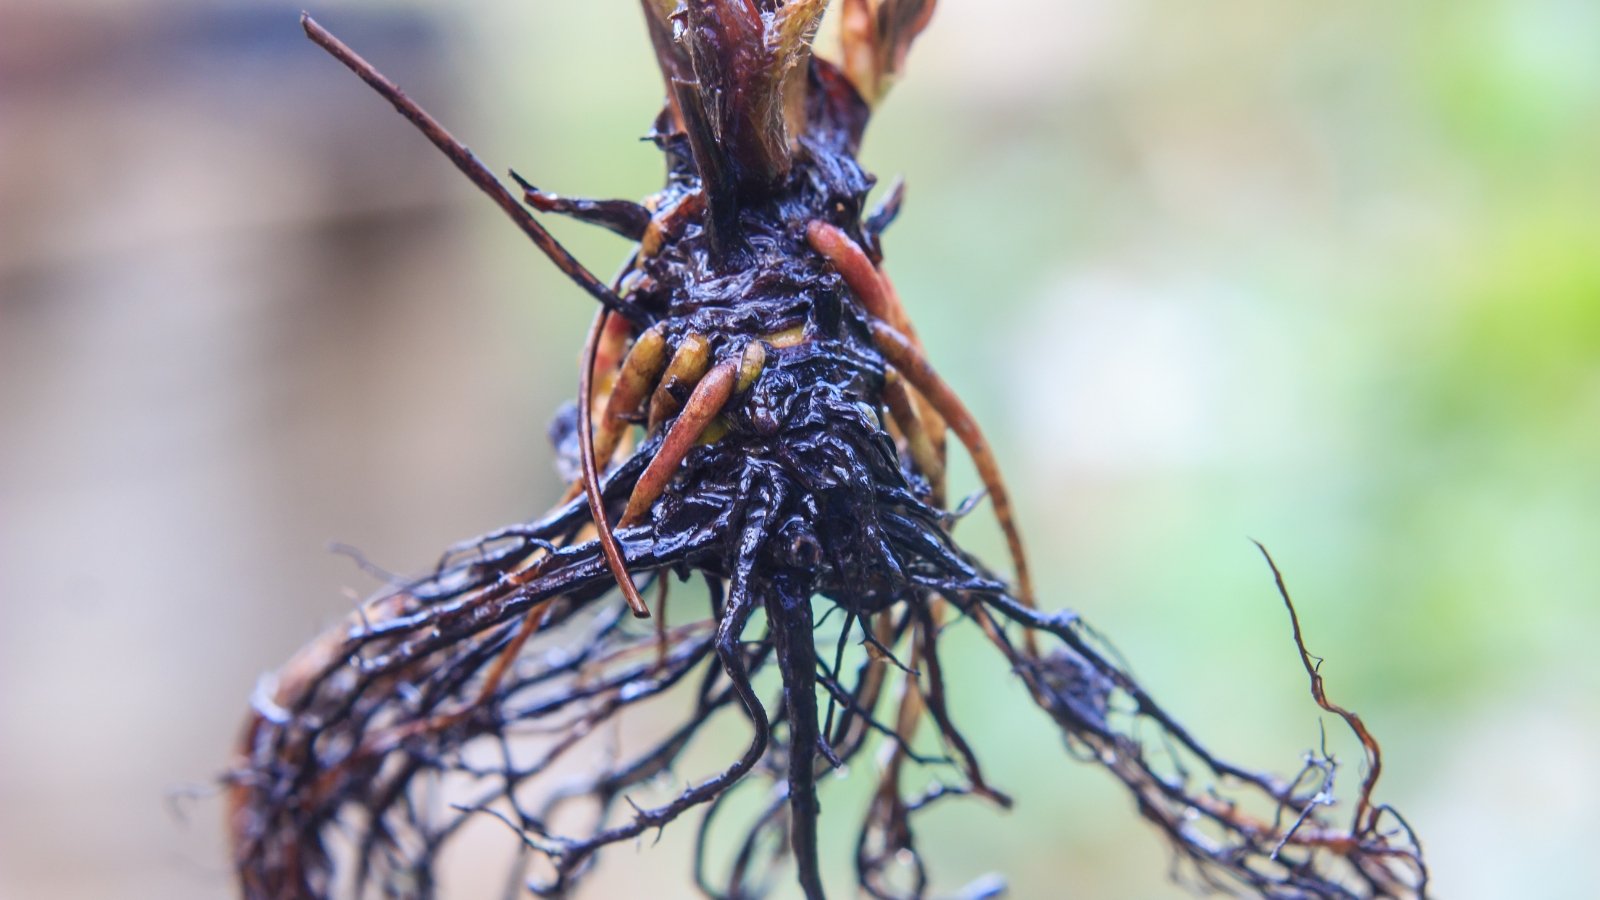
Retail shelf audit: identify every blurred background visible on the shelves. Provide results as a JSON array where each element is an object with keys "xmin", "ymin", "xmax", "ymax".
[{"xmin": 3, "ymin": 0, "xmax": 1597, "ymax": 897}]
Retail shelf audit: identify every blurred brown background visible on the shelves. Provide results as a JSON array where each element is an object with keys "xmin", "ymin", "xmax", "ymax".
[{"xmin": 3, "ymin": 1, "xmax": 1597, "ymax": 897}]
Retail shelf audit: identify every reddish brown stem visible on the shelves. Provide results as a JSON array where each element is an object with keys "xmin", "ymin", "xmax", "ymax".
[{"xmin": 581, "ymin": 309, "xmax": 651, "ymax": 618}]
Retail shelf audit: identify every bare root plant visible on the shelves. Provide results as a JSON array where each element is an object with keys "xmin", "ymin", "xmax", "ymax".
[{"xmin": 227, "ymin": 5, "xmax": 1430, "ymax": 898}]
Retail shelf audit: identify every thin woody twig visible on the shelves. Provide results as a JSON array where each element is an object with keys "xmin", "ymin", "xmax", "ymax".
[
  {"xmin": 1256, "ymin": 539, "xmax": 1385, "ymax": 834},
  {"xmin": 300, "ymin": 14, "xmax": 648, "ymax": 327}
]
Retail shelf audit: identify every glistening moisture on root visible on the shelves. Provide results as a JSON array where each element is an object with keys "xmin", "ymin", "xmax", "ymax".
[{"xmin": 226, "ymin": 4, "xmax": 1429, "ymax": 898}]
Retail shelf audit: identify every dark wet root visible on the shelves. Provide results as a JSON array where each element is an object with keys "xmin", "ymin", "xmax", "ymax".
[
  {"xmin": 228, "ymin": 446, "xmax": 1425, "ymax": 899},
  {"xmin": 970, "ymin": 584, "xmax": 1427, "ymax": 899}
]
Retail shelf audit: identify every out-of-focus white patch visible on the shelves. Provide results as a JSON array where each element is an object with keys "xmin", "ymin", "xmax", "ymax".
[
  {"xmin": 911, "ymin": 0, "xmax": 1131, "ymax": 96},
  {"xmin": 1011, "ymin": 268, "xmax": 1229, "ymax": 473},
  {"xmin": 1415, "ymin": 689, "xmax": 1600, "ymax": 899}
]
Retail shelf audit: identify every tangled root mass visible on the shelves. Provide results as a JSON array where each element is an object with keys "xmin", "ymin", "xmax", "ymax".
[{"xmin": 228, "ymin": 6, "xmax": 1429, "ymax": 898}]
